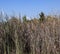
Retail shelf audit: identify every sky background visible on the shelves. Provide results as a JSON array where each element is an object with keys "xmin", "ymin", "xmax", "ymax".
[{"xmin": 0, "ymin": 0, "xmax": 60, "ymax": 18}]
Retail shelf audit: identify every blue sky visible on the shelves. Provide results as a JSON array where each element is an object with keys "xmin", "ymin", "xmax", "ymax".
[{"xmin": 0, "ymin": 0, "xmax": 60, "ymax": 17}]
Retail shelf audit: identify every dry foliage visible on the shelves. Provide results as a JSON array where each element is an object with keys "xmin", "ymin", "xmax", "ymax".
[{"xmin": 0, "ymin": 13, "xmax": 60, "ymax": 54}]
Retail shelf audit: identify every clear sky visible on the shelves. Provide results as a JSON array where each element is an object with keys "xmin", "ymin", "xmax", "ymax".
[{"xmin": 0, "ymin": 0, "xmax": 60, "ymax": 17}]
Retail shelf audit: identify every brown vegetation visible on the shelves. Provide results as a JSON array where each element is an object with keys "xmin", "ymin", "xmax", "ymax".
[{"xmin": 0, "ymin": 12, "xmax": 60, "ymax": 54}]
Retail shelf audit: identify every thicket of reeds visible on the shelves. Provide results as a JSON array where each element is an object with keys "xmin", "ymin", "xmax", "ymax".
[{"xmin": 0, "ymin": 12, "xmax": 60, "ymax": 54}]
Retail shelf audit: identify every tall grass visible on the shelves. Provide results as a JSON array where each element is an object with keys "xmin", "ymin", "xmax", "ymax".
[{"xmin": 0, "ymin": 12, "xmax": 60, "ymax": 54}]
